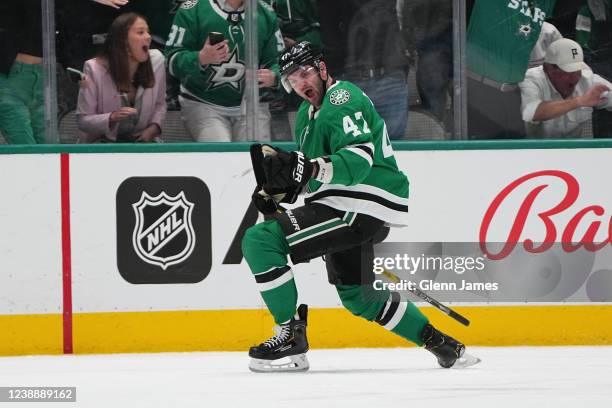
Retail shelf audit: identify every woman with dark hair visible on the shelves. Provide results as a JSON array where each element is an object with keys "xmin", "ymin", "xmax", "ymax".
[{"xmin": 76, "ymin": 13, "xmax": 166, "ymax": 143}]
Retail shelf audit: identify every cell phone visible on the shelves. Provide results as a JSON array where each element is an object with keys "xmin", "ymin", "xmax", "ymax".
[
  {"xmin": 208, "ymin": 32, "xmax": 225, "ymax": 45},
  {"xmin": 66, "ymin": 67, "xmax": 84, "ymax": 83}
]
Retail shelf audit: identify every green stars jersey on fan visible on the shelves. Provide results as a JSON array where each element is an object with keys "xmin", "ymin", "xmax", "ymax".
[
  {"xmin": 165, "ymin": 0, "xmax": 284, "ymax": 109},
  {"xmin": 467, "ymin": 0, "xmax": 557, "ymax": 83},
  {"xmin": 294, "ymin": 81, "xmax": 409, "ymax": 226}
]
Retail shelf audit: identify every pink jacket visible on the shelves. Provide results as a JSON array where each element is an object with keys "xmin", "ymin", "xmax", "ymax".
[{"xmin": 76, "ymin": 49, "xmax": 166, "ymax": 143}]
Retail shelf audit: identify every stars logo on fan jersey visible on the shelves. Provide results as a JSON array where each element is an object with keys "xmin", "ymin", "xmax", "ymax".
[
  {"xmin": 207, "ymin": 48, "xmax": 245, "ymax": 92},
  {"xmin": 181, "ymin": 0, "xmax": 198, "ymax": 10},
  {"xmin": 329, "ymin": 89, "xmax": 350, "ymax": 106},
  {"xmin": 518, "ymin": 23, "xmax": 533, "ymax": 38}
]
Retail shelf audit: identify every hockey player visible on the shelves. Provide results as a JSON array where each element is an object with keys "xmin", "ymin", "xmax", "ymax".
[
  {"xmin": 241, "ymin": 41, "xmax": 480, "ymax": 372},
  {"xmin": 164, "ymin": 0, "xmax": 284, "ymax": 142}
]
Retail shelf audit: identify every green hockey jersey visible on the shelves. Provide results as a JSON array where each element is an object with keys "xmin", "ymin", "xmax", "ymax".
[
  {"xmin": 165, "ymin": 0, "xmax": 284, "ymax": 110},
  {"xmin": 467, "ymin": 0, "xmax": 557, "ymax": 83},
  {"xmin": 294, "ymin": 81, "xmax": 409, "ymax": 226}
]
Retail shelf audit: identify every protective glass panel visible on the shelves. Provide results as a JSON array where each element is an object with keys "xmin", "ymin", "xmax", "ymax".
[
  {"xmin": 55, "ymin": 0, "xmax": 184, "ymax": 143},
  {"xmin": 265, "ymin": 0, "xmax": 454, "ymax": 142},
  {"xmin": 0, "ymin": 0, "xmax": 51, "ymax": 144},
  {"xmin": 466, "ymin": 0, "xmax": 612, "ymax": 140}
]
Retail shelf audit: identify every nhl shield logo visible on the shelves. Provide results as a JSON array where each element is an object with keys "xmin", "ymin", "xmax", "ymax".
[{"xmin": 132, "ymin": 191, "xmax": 196, "ymax": 270}]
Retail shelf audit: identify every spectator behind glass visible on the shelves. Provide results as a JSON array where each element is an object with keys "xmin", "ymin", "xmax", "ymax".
[
  {"xmin": 466, "ymin": 0, "xmax": 558, "ymax": 140},
  {"xmin": 529, "ymin": 22, "xmax": 563, "ymax": 68},
  {"xmin": 397, "ymin": 0, "xmax": 453, "ymax": 124},
  {"xmin": 164, "ymin": 0, "xmax": 284, "ymax": 142},
  {"xmin": 317, "ymin": 0, "xmax": 410, "ymax": 140},
  {"xmin": 76, "ymin": 13, "xmax": 166, "ymax": 143},
  {"xmin": 519, "ymin": 38, "xmax": 612, "ymax": 138},
  {"xmin": 576, "ymin": 0, "xmax": 612, "ymax": 138},
  {"xmin": 0, "ymin": 0, "xmax": 45, "ymax": 144}
]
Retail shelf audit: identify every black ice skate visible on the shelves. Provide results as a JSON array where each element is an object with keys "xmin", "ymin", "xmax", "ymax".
[
  {"xmin": 421, "ymin": 324, "xmax": 481, "ymax": 368},
  {"xmin": 249, "ymin": 304, "xmax": 309, "ymax": 373}
]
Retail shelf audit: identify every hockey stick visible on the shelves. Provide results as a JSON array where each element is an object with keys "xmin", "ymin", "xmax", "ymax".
[
  {"xmin": 249, "ymin": 143, "xmax": 267, "ymax": 187},
  {"xmin": 382, "ymin": 269, "xmax": 470, "ymax": 326}
]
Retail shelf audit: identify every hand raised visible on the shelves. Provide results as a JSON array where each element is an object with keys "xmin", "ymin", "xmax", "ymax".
[
  {"xmin": 199, "ymin": 39, "xmax": 229, "ymax": 66},
  {"xmin": 92, "ymin": 0, "xmax": 129, "ymax": 9}
]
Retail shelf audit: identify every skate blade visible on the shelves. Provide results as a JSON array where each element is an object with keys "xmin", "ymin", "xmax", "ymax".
[
  {"xmin": 249, "ymin": 354, "xmax": 310, "ymax": 373},
  {"xmin": 451, "ymin": 352, "xmax": 481, "ymax": 369}
]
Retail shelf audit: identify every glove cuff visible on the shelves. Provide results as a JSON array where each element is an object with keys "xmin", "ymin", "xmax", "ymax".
[{"xmin": 313, "ymin": 157, "xmax": 333, "ymax": 183}]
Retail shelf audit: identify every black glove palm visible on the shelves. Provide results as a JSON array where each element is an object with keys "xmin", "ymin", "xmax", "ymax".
[
  {"xmin": 251, "ymin": 187, "xmax": 280, "ymax": 215},
  {"xmin": 251, "ymin": 185, "xmax": 300, "ymax": 215},
  {"xmin": 262, "ymin": 149, "xmax": 315, "ymax": 191}
]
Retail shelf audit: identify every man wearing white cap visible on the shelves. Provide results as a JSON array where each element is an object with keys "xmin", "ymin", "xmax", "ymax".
[{"xmin": 519, "ymin": 38, "xmax": 612, "ymax": 138}]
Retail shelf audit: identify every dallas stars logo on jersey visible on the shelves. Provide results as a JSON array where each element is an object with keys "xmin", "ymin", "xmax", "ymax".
[
  {"xmin": 180, "ymin": 0, "xmax": 198, "ymax": 10},
  {"xmin": 207, "ymin": 47, "xmax": 245, "ymax": 92},
  {"xmin": 329, "ymin": 89, "xmax": 351, "ymax": 105}
]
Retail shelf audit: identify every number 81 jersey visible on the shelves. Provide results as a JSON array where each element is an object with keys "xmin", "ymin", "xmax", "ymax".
[
  {"xmin": 295, "ymin": 80, "xmax": 410, "ymax": 226},
  {"xmin": 165, "ymin": 0, "xmax": 283, "ymax": 109}
]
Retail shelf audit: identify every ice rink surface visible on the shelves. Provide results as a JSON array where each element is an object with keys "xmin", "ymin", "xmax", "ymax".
[{"xmin": 1, "ymin": 347, "xmax": 610, "ymax": 408}]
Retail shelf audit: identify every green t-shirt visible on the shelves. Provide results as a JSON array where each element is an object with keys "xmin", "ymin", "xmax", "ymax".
[
  {"xmin": 164, "ymin": 0, "xmax": 284, "ymax": 108},
  {"xmin": 295, "ymin": 80, "xmax": 409, "ymax": 225},
  {"xmin": 467, "ymin": 0, "xmax": 557, "ymax": 83}
]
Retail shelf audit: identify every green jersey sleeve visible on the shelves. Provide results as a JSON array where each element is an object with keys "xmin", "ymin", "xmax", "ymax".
[{"xmin": 164, "ymin": 3, "xmax": 205, "ymax": 81}]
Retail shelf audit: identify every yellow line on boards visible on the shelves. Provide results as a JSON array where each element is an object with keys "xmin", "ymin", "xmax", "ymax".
[
  {"xmin": 0, "ymin": 314, "xmax": 63, "ymax": 356},
  {"xmin": 2, "ymin": 305, "xmax": 612, "ymax": 356}
]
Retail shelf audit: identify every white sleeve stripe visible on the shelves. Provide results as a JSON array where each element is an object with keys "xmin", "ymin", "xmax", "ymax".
[
  {"xmin": 349, "ymin": 142, "xmax": 375, "ymax": 155},
  {"xmin": 344, "ymin": 147, "xmax": 374, "ymax": 166}
]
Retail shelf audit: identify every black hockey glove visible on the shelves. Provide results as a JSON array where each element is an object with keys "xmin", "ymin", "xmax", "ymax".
[
  {"xmin": 262, "ymin": 148, "xmax": 317, "ymax": 191},
  {"xmin": 251, "ymin": 185, "xmax": 299, "ymax": 215},
  {"xmin": 251, "ymin": 187, "xmax": 281, "ymax": 215}
]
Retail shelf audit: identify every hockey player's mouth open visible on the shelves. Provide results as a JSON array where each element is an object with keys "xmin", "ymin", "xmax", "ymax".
[{"xmin": 302, "ymin": 86, "xmax": 323, "ymax": 106}]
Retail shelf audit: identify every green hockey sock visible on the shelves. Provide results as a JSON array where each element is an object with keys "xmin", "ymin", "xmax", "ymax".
[
  {"xmin": 336, "ymin": 285, "xmax": 429, "ymax": 345},
  {"xmin": 242, "ymin": 220, "xmax": 297, "ymax": 324}
]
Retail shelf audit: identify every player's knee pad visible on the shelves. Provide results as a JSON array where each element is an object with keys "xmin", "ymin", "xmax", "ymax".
[
  {"xmin": 241, "ymin": 220, "xmax": 289, "ymax": 265},
  {"xmin": 336, "ymin": 285, "xmax": 388, "ymax": 322}
]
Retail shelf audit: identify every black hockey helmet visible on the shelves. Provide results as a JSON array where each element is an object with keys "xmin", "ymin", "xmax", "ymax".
[{"xmin": 279, "ymin": 41, "xmax": 323, "ymax": 93}]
